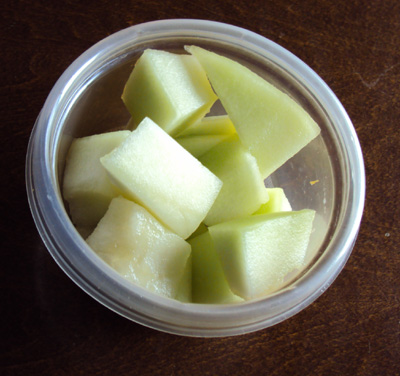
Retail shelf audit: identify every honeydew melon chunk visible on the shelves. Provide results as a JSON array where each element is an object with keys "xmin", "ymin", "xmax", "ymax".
[
  {"xmin": 100, "ymin": 117, "xmax": 222, "ymax": 239},
  {"xmin": 86, "ymin": 196, "xmax": 191, "ymax": 299},
  {"xmin": 176, "ymin": 134, "xmax": 231, "ymax": 158},
  {"xmin": 199, "ymin": 134, "xmax": 269, "ymax": 226},
  {"xmin": 189, "ymin": 231, "xmax": 243, "ymax": 304},
  {"xmin": 186, "ymin": 45, "xmax": 321, "ymax": 178},
  {"xmin": 208, "ymin": 209, "xmax": 315, "ymax": 299},
  {"xmin": 178, "ymin": 115, "xmax": 236, "ymax": 137},
  {"xmin": 122, "ymin": 49, "xmax": 218, "ymax": 136},
  {"xmin": 253, "ymin": 187, "xmax": 292, "ymax": 215},
  {"xmin": 62, "ymin": 130, "xmax": 130, "ymax": 227},
  {"xmin": 175, "ymin": 255, "xmax": 192, "ymax": 303}
]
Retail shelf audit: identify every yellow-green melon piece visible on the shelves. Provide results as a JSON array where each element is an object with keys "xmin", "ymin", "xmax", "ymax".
[
  {"xmin": 199, "ymin": 134, "xmax": 268, "ymax": 226},
  {"xmin": 186, "ymin": 45, "xmax": 321, "ymax": 178},
  {"xmin": 179, "ymin": 115, "xmax": 236, "ymax": 137},
  {"xmin": 122, "ymin": 49, "xmax": 217, "ymax": 136},
  {"xmin": 253, "ymin": 187, "xmax": 292, "ymax": 215},
  {"xmin": 189, "ymin": 231, "xmax": 243, "ymax": 304},
  {"xmin": 175, "ymin": 255, "xmax": 192, "ymax": 303},
  {"xmin": 86, "ymin": 196, "xmax": 191, "ymax": 299},
  {"xmin": 176, "ymin": 134, "xmax": 231, "ymax": 158},
  {"xmin": 62, "ymin": 130, "xmax": 130, "ymax": 227},
  {"xmin": 100, "ymin": 117, "xmax": 222, "ymax": 239},
  {"xmin": 208, "ymin": 209, "xmax": 315, "ymax": 299}
]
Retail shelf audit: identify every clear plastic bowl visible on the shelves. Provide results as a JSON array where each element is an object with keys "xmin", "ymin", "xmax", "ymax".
[{"xmin": 26, "ymin": 19, "xmax": 365, "ymax": 337}]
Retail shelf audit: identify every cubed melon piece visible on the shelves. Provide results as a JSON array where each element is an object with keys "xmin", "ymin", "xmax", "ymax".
[
  {"xmin": 122, "ymin": 49, "xmax": 217, "ymax": 136},
  {"xmin": 189, "ymin": 231, "xmax": 243, "ymax": 304},
  {"xmin": 175, "ymin": 255, "xmax": 192, "ymax": 303},
  {"xmin": 199, "ymin": 134, "xmax": 268, "ymax": 226},
  {"xmin": 62, "ymin": 130, "xmax": 130, "ymax": 227},
  {"xmin": 186, "ymin": 45, "xmax": 321, "ymax": 178},
  {"xmin": 208, "ymin": 209, "xmax": 315, "ymax": 299},
  {"xmin": 100, "ymin": 117, "xmax": 222, "ymax": 239},
  {"xmin": 253, "ymin": 187, "xmax": 292, "ymax": 215},
  {"xmin": 86, "ymin": 196, "xmax": 191, "ymax": 299},
  {"xmin": 176, "ymin": 115, "xmax": 237, "ymax": 157},
  {"xmin": 176, "ymin": 134, "xmax": 231, "ymax": 158},
  {"xmin": 178, "ymin": 115, "xmax": 236, "ymax": 137}
]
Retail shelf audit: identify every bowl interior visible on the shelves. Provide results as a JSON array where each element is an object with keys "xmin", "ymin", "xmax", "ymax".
[{"xmin": 57, "ymin": 36, "xmax": 340, "ymax": 284}]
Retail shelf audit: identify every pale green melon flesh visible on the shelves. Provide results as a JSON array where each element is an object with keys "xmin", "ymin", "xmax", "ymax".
[
  {"xmin": 100, "ymin": 117, "xmax": 222, "ymax": 239},
  {"xmin": 176, "ymin": 134, "xmax": 231, "ymax": 158},
  {"xmin": 208, "ymin": 209, "xmax": 315, "ymax": 299},
  {"xmin": 63, "ymin": 47, "xmax": 319, "ymax": 304},
  {"xmin": 122, "ymin": 49, "xmax": 217, "ymax": 136},
  {"xmin": 253, "ymin": 187, "xmax": 292, "ymax": 215},
  {"xmin": 175, "ymin": 255, "xmax": 192, "ymax": 303},
  {"xmin": 178, "ymin": 115, "xmax": 236, "ymax": 137},
  {"xmin": 186, "ymin": 45, "xmax": 321, "ymax": 178},
  {"xmin": 62, "ymin": 130, "xmax": 130, "ymax": 227},
  {"xmin": 199, "ymin": 134, "xmax": 269, "ymax": 226},
  {"xmin": 189, "ymin": 231, "xmax": 243, "ymax": 304},
  {"xmin": 86, "ymin": 197, "xmax": 191, "ymax": 299}
]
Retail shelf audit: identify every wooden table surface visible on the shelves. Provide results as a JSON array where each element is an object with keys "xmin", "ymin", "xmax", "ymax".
[{"xmin": 1, "ymin": 0, "xmax": 399, "ymax": 375}]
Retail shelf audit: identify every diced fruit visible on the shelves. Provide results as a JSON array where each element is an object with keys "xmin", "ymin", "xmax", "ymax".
[
  {"xmin": 176, "ymin": 134, "xmax": 231, "ymax": 158},
  {"xmin": 199, "ymin": 134, "xmax": 269, "ymax": 226},
  {"xmin": 176, "ymin": 115, "xmax": 237, "ymax": 157},
  {"xmin": 100, "ymin": 117, "xmax": 222, "ymax": 239},
  {"xmin": 178, "ymin": 115, "xmax": 236, "ymax": 137},
  {"xmin": 186, "ymin": 45, "xmax": 321, "ymax": 178},
  {"xmin": 122, "ymin": 49, "xmax": 217, "ymax": 136},
  {"xmin": 63, "ymin": 46, "xmax": 320, "ymax": 304},
  {"xmin": 208, "ymin": 209, "xmax": 315, "ymax": 299},
  {"xmin": 189, "ymin": 231, "xmax": 243, "ymax": 304},
  {"xmin": 62, "ymin": 130, "xmax": 130, "ymax": 227},
  {"xmin": 175, "ymin": 255, "xmax": 192, "ymax": 303},
  {"xmin": 253, "ymin": 187, "xmax": 292, "ymax": 215},
  {"xmin": 86, "ymin": 196, "xmax": 191, "ymax": 299}
]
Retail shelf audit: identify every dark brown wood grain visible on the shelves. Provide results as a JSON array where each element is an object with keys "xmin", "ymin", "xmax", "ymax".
[{"xmin": 1, "ymin": 0, "xmax": 399, "ymax": 375}]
